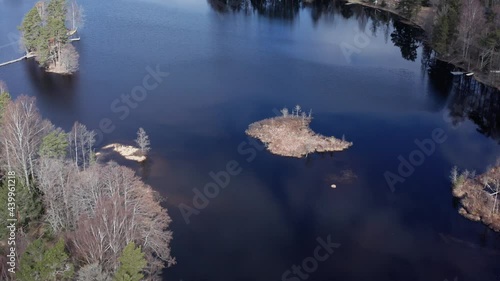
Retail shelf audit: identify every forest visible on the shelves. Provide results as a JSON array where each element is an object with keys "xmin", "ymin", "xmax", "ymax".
[
  {"xmin": 363, "ymin": 0, "xmax": 500, "ymax": 85},
  {"xmin": 425, "ymin": 0, "xmax": 500, "ymax": 82},
  {"xmin": 0, "ymin": 82, "xmax": 175, "ymax": 280}
]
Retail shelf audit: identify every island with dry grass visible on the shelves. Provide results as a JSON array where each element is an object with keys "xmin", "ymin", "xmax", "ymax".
[
  {"xmin": 246, "ymin": 106, "xmax": 353, "ymax": 158},
  {"xmin": 96, "ymin": 143, "xmax": 147, "ymax": 162},
  {"xmin": 96, "ymin": 128, "xmax": 152, "ymax": 163},
  {"xmin": 451, "ymin": 162, "xmax": 500, "ymax": 232}
]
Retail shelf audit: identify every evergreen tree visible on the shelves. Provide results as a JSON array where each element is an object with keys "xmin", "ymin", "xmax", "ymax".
[
  {"xmin": 19, "ymin": 6, "xmax": 43, "ymax": 53},
  {"xmin": 46, "ymin": 0, "xmax": 68, "ymax": 45},
  {"xmin": 0, "ymin": 90, "xmax": 11, "ymax": 120},
  {"xmin": 47, "ymin": 0, "xmax": 67, "ymax": 21},
  {"xmin": 433, "ymin": 14, "xmax": 450, "ymax": 54},
  {"xmin": 397, "ymin": 0, "xmax": 421, "ymax": 19},
  {"xmin": 432, "ymin": 0, "xmax": 461, "ymax": 55},
  {"xmin": 0, "ymin": 178, "xmax": 43, "ymax": 240},
  {"xmin": 446, "ymin": 0, "xmax": 461, "ymax": 42},
  {"xmin": 46, "ymin": 0, "xmax": 69, "ymax": 66},
  {"xmin": 18, "ymin": 238, "xmax": 74, "ymax": 281},
  {"xmin": 39, "ymin": 129, "xmax": 69, "ymax": 158},
  {"xmin": 113, "ymin": 242, "xmax": 147, "ymax": 281}
]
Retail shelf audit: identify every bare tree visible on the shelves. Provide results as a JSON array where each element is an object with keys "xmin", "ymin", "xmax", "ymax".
[
  {"xmin": 0, "ymin": 255, "xmax": 14, "ymax": 281},
  {"xmin": 59, "ymin": 44, "xmax": 80, "ymax": 74},
  {"xmin": 0, "ymin": 81, "xmax": 7, "ymax": 95},
  {"xmin": 294, "ymin": 105, "xmax": 301, "ymax": 116},
  {"xmin": 70, "ymin": 164, "xmax": 175, "ymax": 277},
  {"xmin": 66, "ymin": 0, "xmax": 84, "ymax": 32},
  {"xmin": 69, "ymin": 122, "xmax": 96, "ymax": 169},
  {"xmin": 135, "ymin": 127, "xmax": 151, "ymax": 155},
  {"xmin": 75, "ymin": 263, "xmax": 111, "ymax": 281},
  {"xmin": 36, "ymin": 157, "xmax": 78, "ymax": 232},
  {"xmin": 458, "ymin": 0, "xmax": 486, "ymax": 64},
  {"xmin": 280, "ymin": 107, "xmax": 289, "ymax": 117},
  {"xmin": 301, "ymin": 112, "xmax": 307, "ymax": 125},
  {"xmin": 0, "ymin": 96, "xmax": 48, "ymax": 189},
  {"xmin": 484, "ymin": 177, "xmax": 500, "ymax": 215},
  {"xmin": 450, "ymin": 166, "xmax": 459, "ymax": 184}
]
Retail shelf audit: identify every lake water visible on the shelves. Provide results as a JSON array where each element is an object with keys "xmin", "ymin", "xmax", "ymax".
[{"xmin": 1, "ymin": 0, "xmax": 500, "ymax": 280}]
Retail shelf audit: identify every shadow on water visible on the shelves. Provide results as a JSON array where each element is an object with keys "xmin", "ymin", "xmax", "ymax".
[
  {"xmin": 207, "ymin": 0, "xmax": 300, "ymax": 20},
  {"xmin": 20, "ymin": 58, "xmax": 80, "ymax": 127},
  {"xmin": 447, "ymin": 76, "xmax": 500, "ymax": 143},
  {"xmin": 23, "ymin": 59, "xmax": 79, "ymax": 97},
  {"xmin": 208, "ymin": 0, "xmax": 424, "ymax": 58}
]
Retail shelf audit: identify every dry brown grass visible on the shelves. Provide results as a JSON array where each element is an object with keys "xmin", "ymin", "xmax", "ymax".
[
  {"xmin": 246, "ymin": 116, "xmax": 353, "ymax": 158},
  {"xmin": 452, "ymin": 165, "xmax": 500, "ymax": 232},
  {"xmin": 96, "ymin": 143, "xmax": 147, "ymax": 162}
]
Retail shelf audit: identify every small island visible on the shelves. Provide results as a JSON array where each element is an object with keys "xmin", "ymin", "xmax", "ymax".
[
  {"xmin": 97, "ymin": 144, "xmax": 146, "ymax": 162},
  {"xmin": 451, "ymin": 164, "xmax": 500, "ymax": 232},
  {"xmin": 246, "ymin": 106, "xmax": 353, "ymax": 158},
  {"xmin": 18, "ymin": 0, "xmax": 83, "ymax": 74},
  {"xmin": 96, "ymin": 128, "xmax": 152, "ymax": 163}
]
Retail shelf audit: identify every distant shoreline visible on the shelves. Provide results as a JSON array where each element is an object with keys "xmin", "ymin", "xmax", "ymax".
[{"xmin": 341, "ymin": 0, "xmax": 500, "ymax": 91}]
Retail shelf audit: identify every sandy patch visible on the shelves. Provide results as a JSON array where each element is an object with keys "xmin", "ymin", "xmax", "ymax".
[{"xmin": 97, "ymin": 143, "xmax": 147, "ymax": 162}]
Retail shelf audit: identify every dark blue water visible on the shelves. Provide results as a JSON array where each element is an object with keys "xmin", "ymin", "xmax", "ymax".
[{"xmin": 1, "ymin": 0, "xmax": 500, "ymax": 280}]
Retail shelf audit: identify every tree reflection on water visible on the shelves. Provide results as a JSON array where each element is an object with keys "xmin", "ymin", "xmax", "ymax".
[{"xmin": 207, "ymin": 0, "xmax": 500, "ymax": 143}]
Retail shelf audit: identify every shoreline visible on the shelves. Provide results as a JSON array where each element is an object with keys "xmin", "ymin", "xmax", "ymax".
[
  {"xmin": 342, "ymin": 0, "xmax": 424, "ymax": 28},
  {"xmin": 341, "ymin": 0, "xmax": 500, "ymax": 91},
  {"xmin": 451, "ymin": 165, "xmax": 500, "ymax": 233}
]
